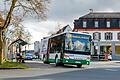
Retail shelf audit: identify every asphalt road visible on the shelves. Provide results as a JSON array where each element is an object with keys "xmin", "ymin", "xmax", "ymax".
[{"xmin": 0, "ymin": 60, "xmax": 120, "ymax": 80}]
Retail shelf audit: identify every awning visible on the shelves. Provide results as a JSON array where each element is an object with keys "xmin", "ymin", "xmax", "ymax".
[{"xmin": 9, "ymin": 38, "xmax": 28, "ymax": 48}]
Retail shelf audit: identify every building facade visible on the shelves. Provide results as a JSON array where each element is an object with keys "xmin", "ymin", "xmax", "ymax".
[
  {"xmin": 34, "ymin": 41, "xmax": 40, "ymax": 53},
  {"xmin": 73, "ymin": 12, "xmax": 120, "ymax": 60}
]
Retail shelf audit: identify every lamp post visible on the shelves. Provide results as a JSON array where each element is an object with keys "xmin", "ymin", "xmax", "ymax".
[
  {"xmin": 111, "ymin": 41, "xmax": 115, "ymax": 59},
  {"xmin": 93, "ymin": 32, "xmax": 100, "ymax": 60},
  {"xmin": 97, "ymin": 39, "xmax": 100, "ymax": 60}
]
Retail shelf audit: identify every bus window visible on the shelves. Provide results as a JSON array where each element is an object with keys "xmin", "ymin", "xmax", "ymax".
[
  {"xmin": 65, "ymin": 33, "xmax": 90, "ymax": 52},
  {"xmin": 49, "ymin": 35, "xmax": 63, "ymax": 53}
]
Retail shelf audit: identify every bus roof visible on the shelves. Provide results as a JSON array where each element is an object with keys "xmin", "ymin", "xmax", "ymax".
[
  {"xmin": 46, "ymin": 31, "xmax": 91, "ymax": 39},
  {"xmin": 67, "ymin": 32, "xmax": 91, "ymax": 36}
]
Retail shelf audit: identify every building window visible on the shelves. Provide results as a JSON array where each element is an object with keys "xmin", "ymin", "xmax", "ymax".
[
  {"xmin": 74, "ymin": 19, "xmax": 82, "ymax": 27},
  {"xmin": 87, "ymin": 19, "xmax": 94, "ymax": 28},
  {"xmin": 105, "ymin": 32, "xmax": 113, "ymax": 40},
  {"xmin": 95, "ymin": 21, "xmax": 98, "ymax": 28},
  {"xmin": 83, "ymin": 21, "xmax": 87, "ymax": 28},
  {"xmin": 93, "ymin": 32, "xmax": 101, "ymax": 40},
  {"xmin": 107, "ymin": 21, "xmax": 110, "ymax": 28},
  {"xmin": 99, "ymin": 19, "xmax": 106, "ymax": 28},
  {"xmin": 111, "ymin": 19, "xmax": 119, "ymax": 27},
  {"xmin": 117, "ymin": 32, "xmax": 120, "ymax": 40}
]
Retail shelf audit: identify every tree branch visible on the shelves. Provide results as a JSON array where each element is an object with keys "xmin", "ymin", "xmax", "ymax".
[{"xmin": 2, "ymin": 0, "xmax": 17, "ymax": 30}]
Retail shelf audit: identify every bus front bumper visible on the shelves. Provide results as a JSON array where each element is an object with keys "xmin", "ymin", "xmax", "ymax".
[{"xmin": 62, "ymin": 59, "xmax": 90, "ymax": 65}]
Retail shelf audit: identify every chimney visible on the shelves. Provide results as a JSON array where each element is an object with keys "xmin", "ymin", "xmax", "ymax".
[{"xmin": 89, "ymin": 9, "xmax": 93, "ymax": 13}]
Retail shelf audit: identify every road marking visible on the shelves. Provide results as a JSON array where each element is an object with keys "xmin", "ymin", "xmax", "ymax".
[
  {"xmin": 105, "ymin": 69, "xmax": 118, "ymax": 71},
  {"xmin": 34, "ymin": 79, "xmax": 51, "ymax": 80}
]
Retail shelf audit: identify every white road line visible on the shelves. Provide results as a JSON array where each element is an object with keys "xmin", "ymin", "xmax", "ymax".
[{"xmin": 105, "ymin": 69, "xmax": 118, "ymax": 71}]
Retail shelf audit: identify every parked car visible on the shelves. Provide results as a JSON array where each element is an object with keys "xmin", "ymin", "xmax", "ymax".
[
  {"xmin": 108, "ymin": 54, "xmax": 112, "ymax": 61},
  {"xmin": 32, "ymin": 55, "xmax": 38, "ymax": 59},
  {"xmin": 25, "ymin": 53, "xmax": 33, "ymax": 60}
]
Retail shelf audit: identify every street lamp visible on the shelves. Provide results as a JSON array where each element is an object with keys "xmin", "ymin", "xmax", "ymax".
[{"xmin": 93, "ymin": 32, "xmax": 100, "ymax": 60}]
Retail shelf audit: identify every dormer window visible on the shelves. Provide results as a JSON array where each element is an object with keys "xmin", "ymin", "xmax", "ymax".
[
  {"xmin": 107, "ymin": 21, "xmax": 110, "ymax": 28},
  {"xmin": 83, "ymin": 21, "xmax": 87, "ymax": 28},
  {"xmin": 95, "ymin": 21, "xmax": 98, "ymax": 28}
]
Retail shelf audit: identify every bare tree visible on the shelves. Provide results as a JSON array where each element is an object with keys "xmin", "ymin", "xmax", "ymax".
[
  {"xmin": 0, "ymin": 0, "xmax": 50, "ymax": 64},
  {"xmin": 48, "ymin": 23, "xmax": 64, "ymax": 35},
  {"xmin": 8, "ymin": 16, "xmax": 31, "ymax": 42}
]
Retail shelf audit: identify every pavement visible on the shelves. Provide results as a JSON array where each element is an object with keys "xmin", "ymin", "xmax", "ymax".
[
  {"xmin": 27, "ymin": 59, "xmax": 120, "ymax": 64},
  {"xmin": 1, "ymin": 60, "xmax": 120, "ymax": 80},
  {"xmin": 11, "ymin": 59, "xmax": 120, "ymax": 70},
  {"xmin": 22, "ymin": 60, "xmax": 120, "ymax": 69}
]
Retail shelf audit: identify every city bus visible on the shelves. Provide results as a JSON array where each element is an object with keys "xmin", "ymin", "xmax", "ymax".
[{"xmin": 40, "ymin": 32, "xmax": 91, "ymax": 67}]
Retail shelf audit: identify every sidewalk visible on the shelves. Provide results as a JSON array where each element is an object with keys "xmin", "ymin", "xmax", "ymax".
[
  {"xmin": 87, "ymin": 60, "xmax": 120, "ymax": 69},
  {"xmin": 91, "ymin": 60, "xmax": 120, "ymax": 64}
]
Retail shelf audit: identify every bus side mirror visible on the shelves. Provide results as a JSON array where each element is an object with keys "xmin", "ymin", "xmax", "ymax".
[
  {"xmin": 89, "ymin": 36, "xmax": 92, "ymax": 41},
  {"xmin": 92, "ymin": 42, "xmax": 94, "ymax": 46}
]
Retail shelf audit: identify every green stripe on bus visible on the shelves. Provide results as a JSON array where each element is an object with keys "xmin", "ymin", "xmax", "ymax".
[{"xmin": 63, "ymin": 59, "xmax": 90, "ymax": 65}]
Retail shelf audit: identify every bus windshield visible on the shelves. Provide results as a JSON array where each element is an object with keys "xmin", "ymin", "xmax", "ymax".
[{"xmin": 65, "ymin": 33, "xmax": 90, "ymax": 52}]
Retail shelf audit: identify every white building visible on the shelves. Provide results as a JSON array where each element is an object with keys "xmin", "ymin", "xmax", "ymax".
[
  {"xmin": 34, "ymin": 41, "xmax": 40, "ymax": 53},
  {"xmin": 73, "ymin": 12, "xmax": 120, "ymax": 60}
]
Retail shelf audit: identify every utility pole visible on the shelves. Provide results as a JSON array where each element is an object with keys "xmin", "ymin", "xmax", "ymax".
[{"xmin": 111, "ymin": 41, "xmax": 115, "ymax": 59}]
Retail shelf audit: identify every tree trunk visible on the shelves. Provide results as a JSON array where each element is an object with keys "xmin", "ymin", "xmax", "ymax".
[
  {"xmin": 3, "ymin": 36, "xmax": 7, "ymax": 61},
  {"xmin": 0, "ymin": 28, "xmax": 3, "ymax": 64},
  {"xmin": 0, "ymin": 0, "xmax": 17, "ymax": 64}
]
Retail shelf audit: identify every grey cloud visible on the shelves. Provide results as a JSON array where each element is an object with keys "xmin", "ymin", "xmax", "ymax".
[
  {"xmin": 47, "ymin": 0, "xmax": 120, "ymax": 23},
  {"xmin": 23, "ymin": 0, "xmax": 120, "ymax": 41}
]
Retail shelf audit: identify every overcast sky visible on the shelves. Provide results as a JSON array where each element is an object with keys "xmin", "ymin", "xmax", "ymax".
[
  {"xmin": 23, "ymin": 0, "xmax": 120, "ymax": 43},
  {"xmin": 1, "ymin": 0, "xmax": 120, "ymax": 43}
]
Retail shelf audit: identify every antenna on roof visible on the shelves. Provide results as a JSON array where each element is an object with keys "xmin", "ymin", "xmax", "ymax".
[{"xmin": 89, "ymin": 9, "xmax": 93, "ymax": 13}]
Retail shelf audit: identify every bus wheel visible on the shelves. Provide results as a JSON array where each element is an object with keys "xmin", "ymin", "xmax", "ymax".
[
  {"xmin": 77, "ymin": 64, "xmax": 82, "ymax": 68},
  {"xmin": 59, "ymin": 63, "xmax": 64, "ymax": 66},
  {"xmin": 43, "ymin": 56, "xmax": 49, "ymax": 64},
  {"xmin": 43, "ymin": 57, "xmax": 46, "ymax": 63},
  {"xmin": 55, "ymin": 57, "xmax": 59, "ymax": 66}
]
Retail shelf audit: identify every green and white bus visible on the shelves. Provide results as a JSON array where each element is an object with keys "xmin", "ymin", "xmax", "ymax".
[{"xmin": 40, "ymin": 32, "xmax": 91, "ymax": 67}]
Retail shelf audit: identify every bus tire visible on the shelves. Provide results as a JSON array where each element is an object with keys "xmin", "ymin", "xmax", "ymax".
[
  {"xmin": 43, "ymin": 56, "xmax": 49, "ymax": 64},
  {"xmin": 59, "ymin": 63, "xmax": 64, "ymax": 66},
  {"xmin": 77, "ymin": 64, "xmax": 82, "ymax": 68},
  {"xmin": 55, "ymin": 57, "xmax": 59, "ymax": 66},
  {"xmin": 43, "ymin": 57, "xmax": 47, "ymax": 64}
]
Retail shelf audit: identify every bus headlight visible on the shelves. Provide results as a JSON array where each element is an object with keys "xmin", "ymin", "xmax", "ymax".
[
  {"xmin": 64, "ymin": 54, "xmax": 70, "ymax": 59},
  {"xmin": 87, "ymin": 56, "xmax": 91, "ymax": 61}
]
